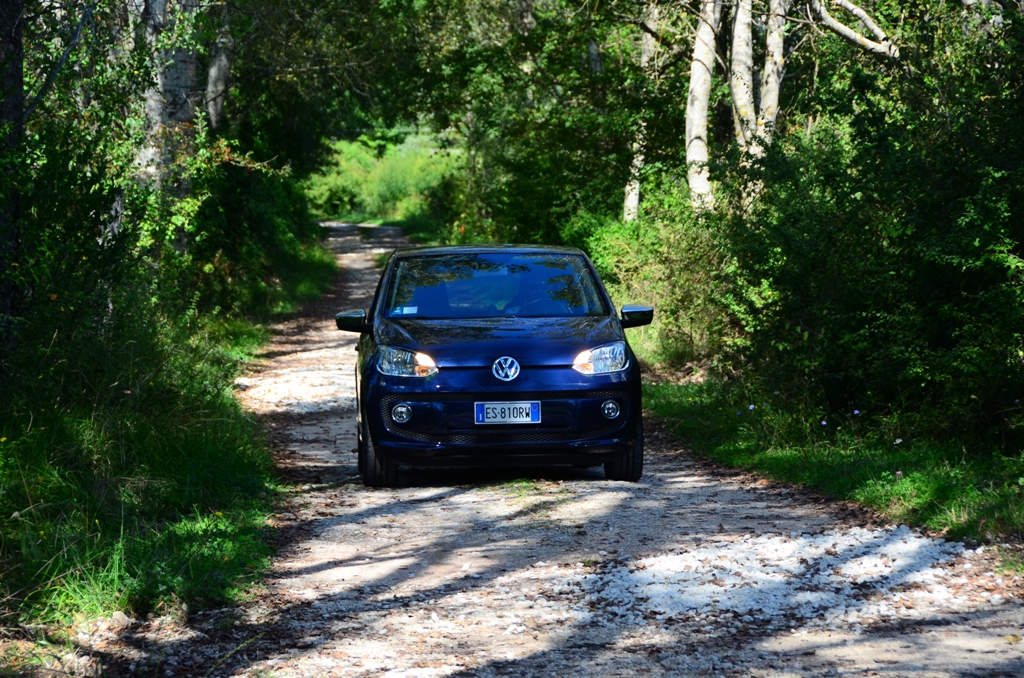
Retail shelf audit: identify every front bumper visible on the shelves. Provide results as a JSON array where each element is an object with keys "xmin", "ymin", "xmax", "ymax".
[{"xmin": 363, "ymin": 366, "xmax": 640, "ymax": 465}]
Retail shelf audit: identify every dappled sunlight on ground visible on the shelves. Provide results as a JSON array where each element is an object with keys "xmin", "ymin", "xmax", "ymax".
[{"xmin": 68, "ymin": 224, "xmax": 1024, "ymax": 677}]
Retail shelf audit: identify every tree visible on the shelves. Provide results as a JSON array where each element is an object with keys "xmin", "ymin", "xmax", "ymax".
[
  {"xmin": 204, "ymin": 4, "xmax": 232, "ymax": 131},
  {"xmin": 685, "ymin": 0, "xmax": 722, "ymax": 210},
  {"xmin": 684, "ymin": 0, "xmax": 899, "ymax": 209},
  {"xmin": 623, "ymin": 3, "xmax": 659, "ymax": 222},
  {"xmin": 0, "ymin": 0, "xmax": 24, "ymax": 380},
  {"xmin": 132, "ymin": 0, "xmax": 200, "ymax": 191}
]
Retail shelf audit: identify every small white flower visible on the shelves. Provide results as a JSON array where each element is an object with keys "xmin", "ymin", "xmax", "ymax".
[{"xmin": 894, "ymin": 438, "xmax": 903, "ymax": 445}]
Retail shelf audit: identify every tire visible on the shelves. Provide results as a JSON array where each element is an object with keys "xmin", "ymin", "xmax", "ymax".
[
  {"xmin": 605, "ymin": 418, "xmax": 644, "ymax": 482},
  {"xmin": 356, "ymin": 415, "xmax": 367, "ymax": 476},
  {"xmin": 361, "ymin": 417, "xmax": 398, "ymax": 488}
]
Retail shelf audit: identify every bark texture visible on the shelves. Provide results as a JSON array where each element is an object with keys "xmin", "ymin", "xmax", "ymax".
[
  {"xmin": 132, "ymin": 0, "xmax": 200, "ymax": 188},
  {"xmin": 729, "ymin": 0, "xmax": 756, "ymax": 153},
  {"xmin": 757, "ymin": 0, "xmax": 787, "ymax": 148},
  {"xmin": 731, "ymin": 0, "xmax": 787, "ymax": 159},
  {"xmin": 204, "ymin": 7, "xmax": 233, "ymax": 131},
  {"xmin": 623, "ymin": 4, "xmax": 659, "ymax": 223},
  {"xmin": 685, "ymin": 0, "xmax": 722, "ymax": 210}
]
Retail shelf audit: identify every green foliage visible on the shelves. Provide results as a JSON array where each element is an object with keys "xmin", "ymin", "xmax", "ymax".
[
  {"xmin": 413, "ymin": 0, "xmax": 676, "ymax": 244},
  {"xmin": 0, "ymin": 296, "xmax": 275, "ymax": 620},
  {"xmin": 303, "ymin": 132, "xmax": 462, "ymax": 244},
  {"xmin": 647, "ymin": 380, "xmax": 1024, "ymax": 542},
  {"xmin": 564, "ymin": 175, "xmax": 732, "ymax": 366},
  {"xmin": 717, "ymin": 10, "xmax": 1024, "ymax": 443},
  {"xmin": 189, "ymin": 156, "xmax": 335, "ymax": 318},
  {"xmin": 1, "ymin": 1, "xmax": 336, "ymax": 623}
]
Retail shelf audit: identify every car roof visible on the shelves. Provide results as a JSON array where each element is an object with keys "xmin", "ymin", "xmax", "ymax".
[{"xmin": 390, "ymin": 244, "xmax": 587, "ymax": 259}]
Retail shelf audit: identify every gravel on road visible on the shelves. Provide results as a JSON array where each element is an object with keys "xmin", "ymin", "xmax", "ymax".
[{"xmin": 54, "ymin": 224, "xmax": 1024, "ymax": 678}]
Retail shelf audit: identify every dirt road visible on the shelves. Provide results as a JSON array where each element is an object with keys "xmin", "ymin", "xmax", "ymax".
[{"xmin": 83, "ymin": 224, "xmax": 1024, "ymax": 677}]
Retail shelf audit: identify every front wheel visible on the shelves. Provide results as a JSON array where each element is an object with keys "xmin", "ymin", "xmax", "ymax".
[
  {"xmin": 361, "ymin": 417, "xmax": 398, "ymax": 488},
  {"xmin": 605, "ymin": 418, "xmax": 644, "ymax": 482},
  {"xmin": 356, "ymin": 415, "xmax": 367, "ymax": 476}
]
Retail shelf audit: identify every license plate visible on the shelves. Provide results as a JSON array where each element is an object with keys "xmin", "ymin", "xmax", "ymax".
[{"xmin": 474, "ymin": 401, "xmax": 541, "ymax": 424}]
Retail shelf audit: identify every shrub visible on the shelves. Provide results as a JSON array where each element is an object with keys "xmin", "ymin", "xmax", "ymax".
[
  {"xmin": 304, "ymin": 133, "xmax": 462, "ymax": 225},
  {"xmin": 563, "ymin": 175, "xmax": 732, "ymax": 367}
]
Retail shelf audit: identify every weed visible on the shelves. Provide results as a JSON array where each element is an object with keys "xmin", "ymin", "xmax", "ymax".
[
  {"xmin": 493, "ymin": 478, "xmax": 542, "ymax": 499},
  {"xmin": 0, "ymin": 234, "xmax": 330, "ymax": 623}
]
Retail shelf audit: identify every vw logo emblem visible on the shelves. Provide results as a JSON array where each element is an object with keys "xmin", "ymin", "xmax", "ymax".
[{"xmin": 492, "ymin": 356, "xmax": 521, "ymax": 381}]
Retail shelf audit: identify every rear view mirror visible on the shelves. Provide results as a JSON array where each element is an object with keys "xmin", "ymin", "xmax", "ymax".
[
  {"xmin": 336, "ymin": 309, "xmax": 371, "ymax": 333},
  {"xmin": 620, "ymin": 304, "xmax": 654, "ymax": 328}
]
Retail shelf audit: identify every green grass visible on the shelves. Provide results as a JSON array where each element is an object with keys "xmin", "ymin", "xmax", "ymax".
[
  {"xmin": 646, "ymin": 380, "xmax": 1024, "ymax": 544},
  {"xmin": 0, "ymin": 242, "xmax": 336, "ymax": 627},
  {"xmin": 207, "ymin": 319, "xmax": 271, "ymax": 362},
  {"xmin": 0, "ymin": 370, "xmax": 276, "ymax": 624},
  {"xmin": 267, "ymin": 242, "xmax": 339, "ymax": 315}
]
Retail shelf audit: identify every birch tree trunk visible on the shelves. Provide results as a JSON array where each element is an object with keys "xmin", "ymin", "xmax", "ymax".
[
  {"xmin": 205, "ymin": 7, "xmax": 232, "ymax": 131},
  {"xmin": 623, "ymin": 4, "xmax": 659, "ymax": 223},
  {"xmin": 729, "ymin": 0, "xmax": 756, "ymax": 154},
  {"xmin": 685, "ymin": 0, "xmax": 722, "ymax": 211},
  {"xmin": 132, "ymin": 0, "xmax": 200, "ymax": 189},
  {"xmin": 808, "ymin": 0, "xmax": 899, "ymax": 59},
  {"xmin": 731, "ymin": 0, "xmax": 787, "ymax": 160},
  {"xmin": 756, "ymin": 0, "xmax": 787, "ymax": 148},
  {"xmin": 0, "ymin": 0, "xmax": 24, "ymax": 371}
]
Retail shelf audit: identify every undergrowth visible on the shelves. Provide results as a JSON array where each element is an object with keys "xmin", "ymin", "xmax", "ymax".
[
  {"xmin": 0, "ymin": 166, "xmax": 336, "ymax": 625},
  {"xmin": 0, "ymin": 320, "xmax": 278, "ymax": 624}
]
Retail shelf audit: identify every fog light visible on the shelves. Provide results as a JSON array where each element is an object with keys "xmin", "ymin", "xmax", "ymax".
[
  {"xmin": 601, "ymin": 400, "xmax": 621, "ymax": 419},
  {"xmin": 392, "ymin": 403, "xmax": 412, "ymax": 423}
]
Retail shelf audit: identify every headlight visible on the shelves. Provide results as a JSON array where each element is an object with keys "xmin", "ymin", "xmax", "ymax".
[
  {"xmin": 378, "ymin": 346, "xmax": 438, "ymax": 377},
  {"xmin": 572, "ymin": 341, "xmax": 629, "ymax": 375}
]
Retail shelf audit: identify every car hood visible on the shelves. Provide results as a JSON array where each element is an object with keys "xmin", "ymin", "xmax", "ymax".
[{"xmin": 375, "ymin": 316, "xmax": 623, "ymax": 367}]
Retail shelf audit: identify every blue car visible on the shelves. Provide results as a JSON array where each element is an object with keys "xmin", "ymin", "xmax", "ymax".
[{"xmin": 335, "ymin": 245, "xmax": 654, "ymax": 487}]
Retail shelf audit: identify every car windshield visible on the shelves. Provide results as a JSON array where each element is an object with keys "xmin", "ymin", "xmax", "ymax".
[{"xmin": 385, "ymin": 252, "xmax": 608, "ymax": 319}]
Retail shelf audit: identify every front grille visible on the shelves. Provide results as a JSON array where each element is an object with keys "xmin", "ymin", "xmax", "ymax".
[{"xmin": 378, "ymin": 391, "xmax": 627, "ymax": 444}]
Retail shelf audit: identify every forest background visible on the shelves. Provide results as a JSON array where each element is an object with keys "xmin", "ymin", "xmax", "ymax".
[{"xmin": 0, "ymin": 0, "xmax": 1022, "ymax": 626}]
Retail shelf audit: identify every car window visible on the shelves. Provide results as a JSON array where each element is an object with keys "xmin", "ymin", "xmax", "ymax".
[{"xmin": 385, "ymin": 253, "xmax": 608, "ymax": 319}]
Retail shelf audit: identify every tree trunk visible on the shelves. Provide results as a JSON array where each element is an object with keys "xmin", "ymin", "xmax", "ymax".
[
  {"xmin": 0, "ymin": 0, "xmax": 24, "ymax": 375},
  {"xmin": 514, "ymin": 0, "xmax": 536, "ymax": 35},
  {"xmin": 205, "ymin": 6, "xmax": 232, "ymax": 131},
  {"xmin": 729, "ymin": 0, "xmax": 756, "ymax": 153},
  {"xmin": 587, "ymin": 40, "xmax": 603, "ymax": 74},
  {"xmin": 731, "ymin": 0, "xmax": 786, "ymax": 159},
  {"xmin": 685, "ymin": 0, "xmax": 722, "ymax": 211},
  {"xmin": 134, "ymin": 0, "xmax": 200, "ymax": 189},
  {"xmin": 623, "ymin": 4, "xmax": 659, "ymax": 223},
  {"xmin": 756, "ymin": 0, "xmax": 787, "ymax": 149}
]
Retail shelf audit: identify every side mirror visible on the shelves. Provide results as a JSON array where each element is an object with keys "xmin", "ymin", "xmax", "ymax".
[
  {"xmin": 620, "ymin": 304, "xmax": 654, "ymax": 329},
  {"xmin": 336, "ymin": 309, "xmax": 371, "ymax": 333}
]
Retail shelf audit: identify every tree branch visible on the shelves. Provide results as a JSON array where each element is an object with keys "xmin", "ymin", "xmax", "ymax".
[
  {"xmin": 23, "ymin": 1, "xmax": 96, "ymax": 123},
  {"xmin": 808, "ymin": 0, "xmax": 898, "ymax": 59},
  {"xmin": 834, "ymin": 0, "xmax": 888, "ymax": 43}
]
